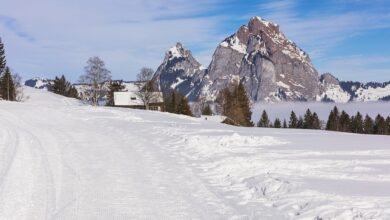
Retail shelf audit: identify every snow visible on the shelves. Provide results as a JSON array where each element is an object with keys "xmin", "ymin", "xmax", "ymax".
[
  {"xmin": 1, "ymin": 87, "xmax": 390, "ymax": 219},
  {"xmin": 220, "ymin": 35, "xmax": 247, "ymax": 54},
  {"xmin": 276, "ymin": 81, "xmax": 290, "ymax": 89},
  {"xmin": 170, "ymin": 78, "xmax": 185, "ymax": 89},
  {"xmin": 168, "ymin": 45, "xmax": 183, "ymax": 60},
  {"xmin": 355, "ymin": 84, "xmax": 390, "ymax": 101},
  {"xmin": 319, "ymin": 84, "xmax": 351, "ymax": 103}
]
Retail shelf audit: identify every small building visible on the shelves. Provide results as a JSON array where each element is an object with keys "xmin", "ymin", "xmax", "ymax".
[{"xmin": 114, "ymin": 91, "xmax": 164, "ymax": 111}]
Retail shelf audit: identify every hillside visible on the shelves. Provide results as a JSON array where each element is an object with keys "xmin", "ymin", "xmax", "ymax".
[{"xmin": 1, "ymin": 87, "xmax": 390, "ymax": 219}]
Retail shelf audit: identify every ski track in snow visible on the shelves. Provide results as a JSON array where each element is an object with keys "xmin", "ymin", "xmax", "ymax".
[{"xmin": 1, "ymin": 87, "xmax": 390, "ymax": 220}]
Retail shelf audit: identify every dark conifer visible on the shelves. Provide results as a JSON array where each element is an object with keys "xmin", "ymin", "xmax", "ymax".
[
  {"xmin": 350, "ymin": 112, "xmax": 364, "ymax": 133},
  {"xmin": 339, "ymin": 111, "xmax": 350, "ymax": 132},
  {"xmin": 106, "ymin": 80, "xmax": 125, "ymax": 106},
  {"xmin": 374, "ymin": 114, "xmax": 386, "ymax": 135},
  {"xmin": 303, "ymin": 109, "xmax": 313, "ymax": 129},
  {"xmin": 0, "ymin": 67, "xmax": 15, "ymax": 101},
  {"xmin": 363, "ymin": 114, "xmax": 374, "ymax": 134},
  {"xmin": 202, "ymin": 104, "xmax": 212, "ymax": 116},
  {"xmin": 283, "ymin": 119, "xmax": 288, "ymax": 128},
  {"xmin": 274, "ymin": 118, "xmax": 281, "ymax": 128},
  {"xmin": 311, "ymin": 112, "xmax": 321, "ymax": 129},
  {"xmin": 289, "ymin": 111, "xmax": 298, "ymax": 128},
  {"xmin": 257, "ymin": 110, "xmax": 270, "ymax": 127},
  {"xmin": 326, "ymin": 106, "xmax": 339, "ymax": 131},
  {"xmin": 297, "ymin": 116, "xmax": 304, "ymax": 129},
  {"xmin": 235, "ymin": 82, "xmax": 253, "ymax": 127},
  {"xmin": 0, "ymin": 37, "xmax": 6, "ymax": 75}
]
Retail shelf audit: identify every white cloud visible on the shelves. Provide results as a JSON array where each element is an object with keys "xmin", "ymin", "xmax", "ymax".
[{"xmin": 0, "ymin": 0, "xmax": 225, "ymax": 82}]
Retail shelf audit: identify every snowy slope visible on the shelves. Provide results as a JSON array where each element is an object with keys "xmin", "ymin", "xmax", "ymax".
[{"xmin": 1, "ymin": 87, "xmax": 390, "ymax": 219}]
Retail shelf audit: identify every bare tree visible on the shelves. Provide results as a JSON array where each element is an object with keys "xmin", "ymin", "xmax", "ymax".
[
  {"xmin": 79, "ymin": 56, "xmax": 111, "ymax": 105},
  {"xmin": 135, "ymin": 67, "xmax": 159, "ymax": 110},
  {"xmin": 13, "ymin": 73, "xmax": 27, "ymax": 102}
]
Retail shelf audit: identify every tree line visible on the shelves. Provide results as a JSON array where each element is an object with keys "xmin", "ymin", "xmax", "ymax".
[
  {"xmin": 0, "ymin": 37, "xmax": 24, "ymax": 101},
  {"xmin": 326, "ymin": 106, "xmax": 390, "ymax": 135}
]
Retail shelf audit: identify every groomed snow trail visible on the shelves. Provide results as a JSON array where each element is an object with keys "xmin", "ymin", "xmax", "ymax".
[{"xmin": 1, "ymin": 87, "xmax": 390, "ymax": 220}]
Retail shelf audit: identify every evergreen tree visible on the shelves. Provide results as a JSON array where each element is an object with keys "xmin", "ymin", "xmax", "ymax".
[
  {"xmin": 386, "ymin": 116, "xmax": 390, "ymax": 135},
  {"xmin": 283, "ymin": 119, "xmax": 288, "ymax": 128},
  {"xmin": 219, "ymin": 83, "xmax": 253, "ymax": 127},
  {"xmin": 350, "ymin": 112, "xmax": 363, "ymax": 133},
  {"xmin": 311, "ymin": 112, "xmax": 321, "ymax": 129},
  {"xmin": 374, "ymin": 114, "xmax": 386, "ymax": 135},
  {"xmin": 52, "ymin": 75, "xmax": 79, "ymax": 99},
  {"xmin": 164, "ymin": 90, "xmax": 192, "ymax": 116},
  {"xmin": 274, "ymin": 118, "xmax": 281, "ymax": 128},
  {"xmin": 326, "ymin": 106, "xmax": 340, "ymax": 131},
  {"xmin": 67, "ymin": 86, "xmax": 79, "ymax": 99},
  {"xmin": 202, "ymin": 104, "xmax": 212, "ymax": 116},
  {"xmin": 177, "ymin": 95, "xmax": 192, "ymax": 116},
  {"xmin": 297, "ymin": 116, "xmax": 304, "ymax": 129},
  {"xmin": 106, "ymin": 80, "xmax": 125, "ymax": 106},
  {"xmin": 289, "ymin": 111, "xmax": 298, "ymax": 128},
  {"xmin": 363, "ymin": 114, "xmax": 374, "ymax": 134},
  {"xmin": 0, "ymin": 37, "xmax": 6, "ymax": 75},
  {"xmin": 303, "ymin": 108, "xmax": 313, "ymax": 129},
  {"xmin": 257, "ymin": 110, "xmax": 270, "ymax": 127},
  {"xmin": 339, "ymin": 111, "xmax": 350, "ymax": 132},
  {"xmin": 0, "ymin": 67, "xmax": 15, "ymax": 101},
  {"xmin": 235, "ymin": 82, "xmax": 253, "ymax": 127},
  {"xmin": 52, "ymin": 75, "xmax": 67, "ymax": 95}
]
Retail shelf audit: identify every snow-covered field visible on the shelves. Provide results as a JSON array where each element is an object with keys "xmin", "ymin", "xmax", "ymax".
[{"xmin": 1, "ymin": 87, "xmax": 390, "ymax": 220}]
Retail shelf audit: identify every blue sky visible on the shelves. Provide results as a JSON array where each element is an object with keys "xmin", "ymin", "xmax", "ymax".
[{"xmin": 1, "ymin": 0, "xmax": 390, "ymax": 83}]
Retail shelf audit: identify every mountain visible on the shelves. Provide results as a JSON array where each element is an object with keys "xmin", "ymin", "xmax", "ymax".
[
  {"xmin": 152, "ymin": 42, "xmax": 206, "ymax": 101},
  {"xmin": 153, "ymin": 16, "xmax": 390, "ymax": 103},
  {"xmin": 24, "ymin": 77, "xmax": 53, "ymax": 90},
  {"xmin": 201, "ymin": 16, "xmax": 320, "ymax": 102}
]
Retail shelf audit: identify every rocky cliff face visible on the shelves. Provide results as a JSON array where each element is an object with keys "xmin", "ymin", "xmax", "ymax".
[
  {"xmin": 152, "ymin": 42, "xmax": 206, "ymax": 101},
  {"xmin": 152, "ymin": 17, "xmax": 390, "ymax": 103},
  {"xmin": 201, "ymin": 16, "xmax": 320, "ymax": 102}
]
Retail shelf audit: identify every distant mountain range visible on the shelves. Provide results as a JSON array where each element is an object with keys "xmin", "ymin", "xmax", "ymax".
[
  {"xmin": 151, "ymin": 16, "xmax": 390, "ymax": 103},
  {"xmin": 25, "ymin": 17, "xmax": 390, "ymax": 103}
]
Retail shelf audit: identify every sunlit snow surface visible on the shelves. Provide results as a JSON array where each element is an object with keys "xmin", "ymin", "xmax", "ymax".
[{"xmin": 1, "ymin": 87, "xmax": 390, "ymax": 219}]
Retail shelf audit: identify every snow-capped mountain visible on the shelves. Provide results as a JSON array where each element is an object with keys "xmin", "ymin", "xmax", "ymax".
[
  {"xmin": 201, "ymin": 16, "xmax": 320, "ymax": 102},
  {"xmin": 152, "ymin": 16, "xmax": 390, "ymax": 103},
  {"xmin": 24, "ymin": 77, "xmax": 53, "ymax": 90},
  {"xmin": 152, "ymin": 42, "xmax": 206, "ymax": 101}
]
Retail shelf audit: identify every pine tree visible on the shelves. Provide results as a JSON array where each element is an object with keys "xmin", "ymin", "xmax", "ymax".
[
  {"xmin": 106, "ymin": 80, "xmax": 125, "ymax": 106},
  {"xmin": 0, "ymin": 67, "xmax": 15, "ymax": 101},
  {"xmin": 257, "ymin": 110, "xmax": 270, "ymax": 127},
  {"xmin": 274, "ymin": 118, "xmax": 281, "ymax": 128},
  {"xmin": 283, "ymin": 119, "xmax": 288, "ymax": 128},
  {"xmin": 0, "ymin": 37, "xmax": 6, "ymax": 75},
  {"xmin": 297, "ymin": 116, "xmax": 304, "ymax": 129},
  {"xmin": 374, "ymin": 114, "xmax": 386, "ymax": 135},
  {"xmin": 311, "ymin": 112, "xmax": 321, "ymax": 129},
  {"xmin": 303, "ymin": 108, "xmax": 313, "ymax": 129},
  {"xmin": 339, "ymin": 111, "xmax": 350, "ymax": 132},
  {"xmin": 202, "ymin": 104, "xmax": 212, "ymax": 116},
  {"xmin": 289, "ymin": 111, "xmax": 298, "ymax": 128},
  {"xmin": 386, "ymin": 116, "xmax": 390, "ymax": 135},
  {"xmin": 52, "ymin": 75, "xmax": 79, "ymax": 99},
  {"xmin": 177, "ymin": 95, "xmax": 192, "ymax": 116},
  {"xmin": 363, "ymin": 114, "xmax": 374, "ymax": 134},
  {"xmin": 326, "ymin": 106, "xmax": 340, "ymax": 131},
  {"xmin": 235, "ymin": 82, "xmax": 253, "ymax": 127},
  {"xmin": 350, "ymin": 112, "xmax": 363, "ymax": 133}
]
